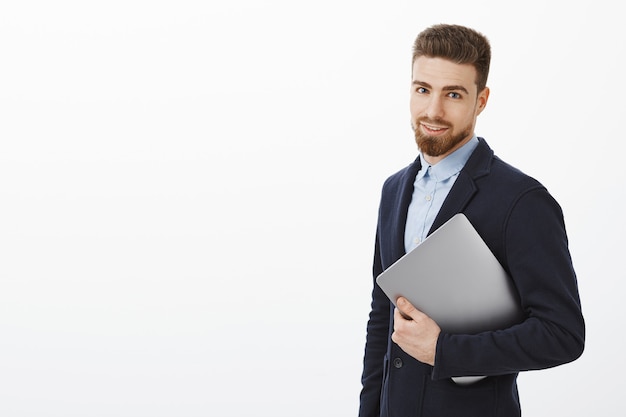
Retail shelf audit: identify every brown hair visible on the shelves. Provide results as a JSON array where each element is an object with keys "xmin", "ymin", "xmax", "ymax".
[{"xmin": 412, "ymin": 24, "xmax": 491, "ymax": 92}]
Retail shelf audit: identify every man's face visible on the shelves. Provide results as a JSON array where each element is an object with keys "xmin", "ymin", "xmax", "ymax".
[{"xmin": 410, "ymin": 56, "xmax": 489, "ymax": 164}]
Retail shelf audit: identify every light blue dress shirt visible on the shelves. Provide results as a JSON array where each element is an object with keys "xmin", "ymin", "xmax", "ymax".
[{"xmin": 404, "ymin": 136, "xmax": 479, "ymax": 253}]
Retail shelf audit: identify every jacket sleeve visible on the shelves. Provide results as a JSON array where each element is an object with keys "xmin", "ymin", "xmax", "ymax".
[
  {"xmin": 359, "ymin": 230, "xmax": 391, "ymax": 417},
  {"xmin": 432, "ymin": 187, "xmax": 585, "ymax": 379}
]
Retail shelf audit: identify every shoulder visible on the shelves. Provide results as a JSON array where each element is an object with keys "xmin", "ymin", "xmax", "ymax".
[
  {"xmin": 469, "ymin": 138, "xmax": 544, "ymax": 193},
  {"xmin": 490, "ymin": 155, "xmax": 544, "ymax": 190}
]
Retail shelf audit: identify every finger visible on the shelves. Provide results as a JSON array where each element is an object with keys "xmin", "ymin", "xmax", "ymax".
[
  {"xmin": 397, "ymin": 297, "xmax": 427, "ymax": 321},
  {"xmin": 394, "ymin": 307, "xmax": 412, "ymax": 322},
  {"xmin": 396, "ymin": 296, "xmax": 416, "ymax": 315}
]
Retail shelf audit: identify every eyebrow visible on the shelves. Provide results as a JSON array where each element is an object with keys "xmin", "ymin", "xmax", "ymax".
[{"xmin": 412, "ymin": 80, "xmax": 470, "ymax": 95}]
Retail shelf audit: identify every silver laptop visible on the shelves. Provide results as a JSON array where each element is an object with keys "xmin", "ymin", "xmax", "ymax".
[{"xmin": 376, "ymin": 213, "xmax": 524, "ymax": 335}]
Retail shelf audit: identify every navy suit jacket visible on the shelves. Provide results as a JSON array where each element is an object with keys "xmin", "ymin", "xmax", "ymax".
[{"xmin": 359, "ymin": 138, "xmax": 585, "ymax": 417}]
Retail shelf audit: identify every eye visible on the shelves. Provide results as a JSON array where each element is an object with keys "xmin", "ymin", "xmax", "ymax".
[
  {"xmin": 415, "ymin": 87, "xmax": 428, "ymax": 94},
  {"xmin": 448, "ymin": 92, "xmax": 461, "ymax": 99}
]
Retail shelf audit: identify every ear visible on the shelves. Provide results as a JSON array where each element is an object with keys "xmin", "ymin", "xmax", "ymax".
[{"xmin": 476, "ymin": 87, "xmax": 490, "ymax": 116}]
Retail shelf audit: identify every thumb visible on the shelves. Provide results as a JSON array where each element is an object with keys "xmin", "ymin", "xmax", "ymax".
[{"xmin": 396, "ymin": 297, "xmax": 417, "ymax": 320}]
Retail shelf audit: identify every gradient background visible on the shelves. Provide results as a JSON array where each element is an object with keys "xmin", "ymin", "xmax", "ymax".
[{"xmin": 1, "ymin": 1, "xmax": 623, "ymax": 415}]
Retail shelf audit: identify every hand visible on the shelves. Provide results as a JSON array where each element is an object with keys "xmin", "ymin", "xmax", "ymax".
[{"xmin": 391, "ymin": 297, "xmax": 441, "ymax": 366}]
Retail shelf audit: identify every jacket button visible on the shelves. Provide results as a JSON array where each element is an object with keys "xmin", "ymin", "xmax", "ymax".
[{"xmin": 393, "ymin": 358, "xmax": 403, "ymax": 368}]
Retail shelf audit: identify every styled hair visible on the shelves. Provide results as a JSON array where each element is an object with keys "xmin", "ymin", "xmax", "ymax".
[{"xmin": 412, "ymin": 24, "xmax": 491, "ymax": 92}]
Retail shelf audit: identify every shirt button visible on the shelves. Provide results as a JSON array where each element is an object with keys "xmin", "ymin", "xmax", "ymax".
[
  {"xmin": 393, "ymin": 358, "xmax": 403, "ymax": 368},
  {"xmin": 413, "ymin": 238, "xmax": 420, "ymax": 245},
  {"xmin": 425, "ymin": 195, "xmax": 432, "ymax": 201}
]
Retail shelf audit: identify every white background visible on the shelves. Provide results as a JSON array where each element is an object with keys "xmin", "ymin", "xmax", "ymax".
[{"xmin": 0, "ymin": 1, "xmax": 623, "ymax": 416}]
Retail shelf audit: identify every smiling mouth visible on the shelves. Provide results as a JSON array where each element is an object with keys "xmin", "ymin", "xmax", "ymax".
[{"xmin": 420, "ymin": 123, "xmax": 449, "ymax": 135}]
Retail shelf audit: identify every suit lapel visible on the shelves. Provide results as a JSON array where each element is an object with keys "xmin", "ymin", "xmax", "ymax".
[{"xmin": 429, "ymin": 172, "xmax": 477, "ymax": 233}]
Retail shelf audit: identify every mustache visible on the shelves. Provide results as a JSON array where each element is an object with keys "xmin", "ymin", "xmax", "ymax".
[{"xmin": 415, "ymin": 117, "xmax": 452, "ymax": 128}]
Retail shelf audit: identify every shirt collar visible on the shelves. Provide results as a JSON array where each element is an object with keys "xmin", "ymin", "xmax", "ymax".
[{"xmin": 417, "ymin": 135, "xmax": 479, "ymax": 182}]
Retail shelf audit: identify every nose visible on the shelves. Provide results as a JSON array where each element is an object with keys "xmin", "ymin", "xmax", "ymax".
[{"xmin": 424, "ymin": 96, "xmax": 444, "ymax": 120}]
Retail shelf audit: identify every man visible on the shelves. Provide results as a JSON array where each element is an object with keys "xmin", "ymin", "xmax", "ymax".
[{"xmin": 359, "ymin": 24, "xmax": 584, "ymax": 417}]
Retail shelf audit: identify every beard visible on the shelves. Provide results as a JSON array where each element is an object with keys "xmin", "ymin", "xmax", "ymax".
[{"xmin": 413, "ymin": 117, "xmax": 472, "ymax": 157}]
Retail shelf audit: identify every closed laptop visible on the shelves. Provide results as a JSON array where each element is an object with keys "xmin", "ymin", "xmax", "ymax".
[{"xmin": 376, "ymin": 213, "xmax": 524, "ymax": 335}]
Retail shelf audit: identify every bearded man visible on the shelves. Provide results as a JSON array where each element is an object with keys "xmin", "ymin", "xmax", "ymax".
[{"xmin": 359, "ymin": 24, "xmax": 585, "ymax": 417}]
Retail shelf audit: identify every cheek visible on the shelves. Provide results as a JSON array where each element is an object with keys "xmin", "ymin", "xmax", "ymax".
[{"xmin": 449, "ymin": 109, "xmax": 474, "ymax": 126}]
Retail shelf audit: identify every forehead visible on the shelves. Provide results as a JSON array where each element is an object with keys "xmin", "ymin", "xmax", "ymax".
[{"xmin": 411, "ymin": 56, "xmax": 478, "ymax": 92}]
